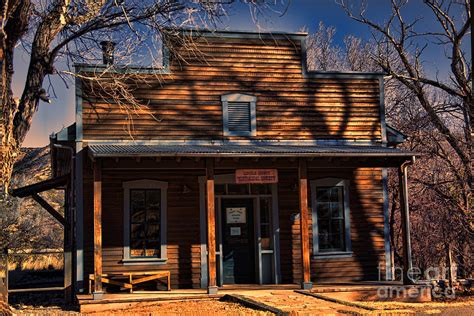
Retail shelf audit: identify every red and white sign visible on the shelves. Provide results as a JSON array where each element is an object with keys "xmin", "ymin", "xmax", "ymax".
[{"xmin": 235, "ymin": 169, "xmax": 278, "ymax": 184}]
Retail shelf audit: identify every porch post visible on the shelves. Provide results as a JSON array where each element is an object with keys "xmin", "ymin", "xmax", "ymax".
[
  {"xmin": 206, "ymin": 158, "xmax": 218, "ymax": 294},
  {"xmin": 93, "ymin": 160, "xmax": 103, "ymax": 299},
  {"xmin": 298, "ymin": 159, "xmax": 312, "ymax": 290},
  {"xmin": 399, "ymin": 160, "xmax": 414, "ymax": 285},
  {"xmin": 64, "ymin": 183, "xmax": 73, "ymax": 303}
]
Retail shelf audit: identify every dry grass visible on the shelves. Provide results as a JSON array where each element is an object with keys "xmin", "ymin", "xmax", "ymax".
[{"xmin": 7, "ymin": 252, "xmax": 63, "ymax": 271}]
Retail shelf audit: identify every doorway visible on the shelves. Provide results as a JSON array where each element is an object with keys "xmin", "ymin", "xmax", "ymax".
[
  {"xmin": 199, "ymin": 175, "xmax": 281, "ymax": 288},
  {"xmin": 221, "ymin": 198, "xmax": 255, "ymax": 284}
]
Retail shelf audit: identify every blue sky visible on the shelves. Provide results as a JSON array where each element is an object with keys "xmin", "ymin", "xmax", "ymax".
[{"xmin": 19, "ymin": 0, "xmax": 470, "ymax": 147}]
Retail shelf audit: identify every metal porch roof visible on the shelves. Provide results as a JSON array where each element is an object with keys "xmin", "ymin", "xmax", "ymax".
[{"xmin": 88, "ymin": 144, "xmax": 417, "ymax": 159}]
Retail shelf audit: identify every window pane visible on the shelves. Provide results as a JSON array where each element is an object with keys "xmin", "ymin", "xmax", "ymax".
[
  {"xmin": 130, "ymin": 190, "xmax": 146, "ymax": 222},
  {"xmin": 260, "ymin": 198, "xmax": 271, "ymax": 223},
  {"xmin": 329, "ymin": 187, "xmax": 339, "ymax": 200},
  {"xmin": 131, "ymin": 239, "xmax": 145, "ymax": 257},
  {"xmin": 317, "ymin": 188, "xmax": 330, "ymax": 202},
  {"xmin": 261, "ymin": 225, "xmax": 271, "ymax": 250},
  {"xmin": 147, "ymin": 223, "xmax": 160, "ymax": 239},
  {"xmin": 147, "ymin": 209, "xmax": 160, "ymax": 222},
  {"xmin": 147, "ymin": 240, "xmax": 160, "ymax": 252},
  {"xmin": 131, "ymin": 190, "xmax": 145, "ymax": 205},
  {"xmin": 147, "ymin": 190, "xmax": 161, "ymax": 208},
  {"xmin": 129, "ymin": 188, "xmax": 162, "ymax": 258},
  {"xmin": 131, "ymin": 208, "xmax": 145, "ymax": 223},
  {"xmin": 318, "ymin": 219, "xmax": 330, "ymax": 250},
  {"xmin": 252, "ymin": 184, "xmax": 270, "ymax": 195},
  {"xmin": 317, "ymin": 203, "xmax": 330, "ymax": 218},
  {"xmin": 330, "ymin": 202, "xmax": 343, "ymax": 218},
  {"xmin": 227, "ymin": 184, "xmax": 249, "ymax": 195},
  {"xmin": 131, "ymin": 223, "xmax": 145, "ymax": 239},
  {"xmin": 331, "ymin": 219, "xmax": 344, "ymax": 249},
  {"xmin": 215, "ymin": 184, "xmax": 226, "ymax": 195},
  {"xmin": 260, "ymin": 198, "xmax": 272, "ymax": 250},
  {"xmin": 145, "ymin": 246, "xmax": 160, "ymax": 257}
]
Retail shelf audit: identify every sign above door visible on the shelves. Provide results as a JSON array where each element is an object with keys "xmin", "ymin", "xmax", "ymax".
[{"xmin": 235, "ymin": 169, "xmax": 278, "ymax": 184}]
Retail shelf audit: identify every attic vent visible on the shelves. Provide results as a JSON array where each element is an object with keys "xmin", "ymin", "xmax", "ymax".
[
  {"xmin": 221, "ymin": 93, "xmax": 257, "ymax": 137},
  {"xmin": 227, "ymin": 102, "xmax": 251, "ymax": 132}
]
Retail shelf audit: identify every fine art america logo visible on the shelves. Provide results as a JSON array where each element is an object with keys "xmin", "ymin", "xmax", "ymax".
[{"xmin": 377, "ymin": 264, "xmax": 457, "ymax": 299}]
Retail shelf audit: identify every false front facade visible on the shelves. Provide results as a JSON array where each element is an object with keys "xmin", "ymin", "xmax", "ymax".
[{"xmin": 49, "ymin": 29, "xmax": 416, "ymax": 298}]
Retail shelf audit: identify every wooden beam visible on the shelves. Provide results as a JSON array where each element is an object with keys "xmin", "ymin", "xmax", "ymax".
[
  {"xmin": 31, "ymin": 194, "xmax": 65, "ymax": 226},
  {"xmin": 93, "ymin": 160, "xmax": 104, "ymax": 298},
  {"xmin": 298, "ymin": 159, "xmax": 312, "ymax": 290},
  {"xmin": 12, "ymin": 175, "xmax": 69, "ymax": 198},
  {"xmin": 399, "ymin": 162, "xmax": 414, "ymax": 285},
  {"xmin": 206, "ymin": 158, "xmax": 218, "ymax": 294}
]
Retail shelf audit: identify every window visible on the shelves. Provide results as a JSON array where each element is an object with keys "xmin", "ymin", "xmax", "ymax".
[
  {"xmin": 259, "ymin": 197, "xmax": 273, "ymax": 250},
  {"xmin": 123, "ymin": 180, "xmax": 167, "ymax": 264},
  {"xmin": 310, "ymin": 178, "xmax": 352, "ymax": 257},
  {"xmin": 221, "ymin": 93, "xmax": 257, "ymax": 136}
]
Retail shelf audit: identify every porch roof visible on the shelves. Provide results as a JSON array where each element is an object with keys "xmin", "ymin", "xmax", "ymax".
[{"xmin": 88, "ymin": 144, "xmax": 418, "ymax": 159}]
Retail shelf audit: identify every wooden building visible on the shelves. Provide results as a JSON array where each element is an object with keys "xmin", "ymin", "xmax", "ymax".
[{"xmin": 19, "ymin": 29, "xmax": 418, "ymax": 299}]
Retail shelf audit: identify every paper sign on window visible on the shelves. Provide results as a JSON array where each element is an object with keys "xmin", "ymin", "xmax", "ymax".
[
  {"xmin": 230, "ymin": 227, "xmax": 241, "ymax": 236},
  {"xmin": 226, "ymin": 207, "xmax": 246, "ymax": 224}
]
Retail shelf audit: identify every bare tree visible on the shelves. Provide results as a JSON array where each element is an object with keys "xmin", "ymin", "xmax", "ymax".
[
  {"xmin": 306, "ymin": 22, "xmax": 344, "ymax": 71},
  {"xmin": 339, "ymin": 0, "xmax": 472, "ymax": 234},
  {"xmin": 0, "ymin": 0, "xmax": 288, "ymax": 196},
  {"xmin": 304, "ymin": 7, "xmax": 472, "ymax": 278}
]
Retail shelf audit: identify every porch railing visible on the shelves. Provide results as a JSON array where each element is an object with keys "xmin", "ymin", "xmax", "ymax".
[{"xmin": 0, "ymin": 248, "xmax": 66, "ymax": 304}]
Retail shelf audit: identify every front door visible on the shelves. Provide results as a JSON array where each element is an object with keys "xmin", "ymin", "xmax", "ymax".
[{"xmin": 221, "ymin": 198, "xmax": 255, "ymax": 284}]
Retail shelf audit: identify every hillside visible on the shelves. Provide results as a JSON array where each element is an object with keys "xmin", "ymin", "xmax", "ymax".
[{"xmin": 1, "ymin": 146, "xmax": 63, "ymax": 251}]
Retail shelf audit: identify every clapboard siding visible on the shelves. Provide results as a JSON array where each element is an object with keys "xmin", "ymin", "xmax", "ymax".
[
  {"xmin": 81, "ymin": 35, "xmax": 382, "ymax": 141},
  {"xmin": 82, "ymin": 166, "xmax": 204, "ymax": 290},
  {"xmin": 278, "ymin": 168, "xmax": 386, "ymax": 284},
  {"xmin": 82, "ymin": 161, "xmax": 386, "ymax": 290}
]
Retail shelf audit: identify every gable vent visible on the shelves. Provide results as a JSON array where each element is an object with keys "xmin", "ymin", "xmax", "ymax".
[{"xmin": 227, "ymin": 102, "xmax": 251, "ymax": 132}]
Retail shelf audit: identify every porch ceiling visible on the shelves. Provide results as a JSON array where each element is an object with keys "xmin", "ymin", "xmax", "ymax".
[{"xmin": 88, "ymin": 144, "xmax": 418, "ymax": 159}]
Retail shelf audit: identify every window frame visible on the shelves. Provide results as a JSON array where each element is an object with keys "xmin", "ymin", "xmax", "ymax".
[
  {"xmin": 310, "ymin": 178, "xmax": 352, "ymax": 258},
  {"xmin": 122, "ymin": 179, "xmax": 168, "ymax": 265},
  {"xmin": 221, "ymin": 93, "xmax": 257, "ymax": 137}
]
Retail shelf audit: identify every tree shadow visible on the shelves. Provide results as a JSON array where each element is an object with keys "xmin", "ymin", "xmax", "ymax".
[{"xmin": 80, "ymin": 32, "xmax": 384, "ymax": 289}]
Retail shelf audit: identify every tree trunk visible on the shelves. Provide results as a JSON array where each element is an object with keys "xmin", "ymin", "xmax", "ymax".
[
  {"xmin": 1, "ymin": 0, "xmax": 32, "ymax": 197},
  {"xmin": 1, "ymin": 0, "xmax": 67, "ymax": 194},
  {"xmin": 446, "ymin": 243, "xmax": 455, "ymax": 287}
]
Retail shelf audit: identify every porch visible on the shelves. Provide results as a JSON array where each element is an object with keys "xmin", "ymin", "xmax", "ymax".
[
  {"xmin": 83, "ymin": 143, "xmax": 417, "ymax": 299},
  {"xmin": 76, "ymin": 282, "xmax": 431, "ymax": 313}
]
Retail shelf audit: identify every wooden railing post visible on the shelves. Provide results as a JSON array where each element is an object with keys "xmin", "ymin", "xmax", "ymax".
[
  {"xmin": 93, "ymin": 160, "xmax": 104, "ymax": 299},
  {"xmin": 299, "ymin": 159, "xmax": 312, "ymax": 290},
  {"xmin": 0, "ymin": 248, "xmax": 8, "ymax": 304},
  {"xmin": 206, "ymin": 158, "xmax": 218, "ymax": 294},
  {"xmin": 399, "ymin": 161, "xmax": 414, "ymax": 285}
]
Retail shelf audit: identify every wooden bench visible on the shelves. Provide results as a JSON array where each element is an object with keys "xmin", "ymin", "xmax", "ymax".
[{"xmin": 89, "ymin": 271, "xmax": 171, "ymax": 294}]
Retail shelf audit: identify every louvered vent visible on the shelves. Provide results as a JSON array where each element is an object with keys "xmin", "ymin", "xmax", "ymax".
[{"xmin": 227, "ymin": 102, "xmax": 251, "ymax": 132}]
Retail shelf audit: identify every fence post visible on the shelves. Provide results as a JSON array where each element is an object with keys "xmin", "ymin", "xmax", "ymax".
[{"xmin": 0, "ymin": 247, "xmax": 8, "ymax": 304}]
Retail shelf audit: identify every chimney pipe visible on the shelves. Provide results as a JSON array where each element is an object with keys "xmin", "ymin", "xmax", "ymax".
[{"xmin": 100, "ymin": 41, "xmax": 116, "ymax": 65}]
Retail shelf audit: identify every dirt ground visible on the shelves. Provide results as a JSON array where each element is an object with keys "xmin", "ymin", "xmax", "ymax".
[
  {"xmin": 9, "ymin": 299, "xmax": 272, "ymax": 315},
  {"xmin": 358, "ymin": 296, "xmax": 474, "ymax": 315},
  {"xmin": 86, "ymin": 300, "xmax": 273, "ymax": 315},
  {"xmin": 5, "ymin": 292, "xmax": 474, "ymax": 315}
]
